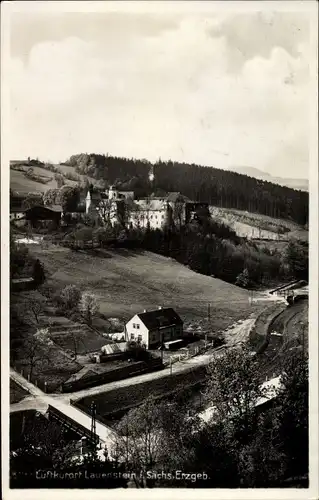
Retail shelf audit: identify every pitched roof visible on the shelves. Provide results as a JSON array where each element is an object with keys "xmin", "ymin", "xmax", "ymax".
[{"xmin": 137, "ymin": 307, "xmax": 183, "ymax": 330}]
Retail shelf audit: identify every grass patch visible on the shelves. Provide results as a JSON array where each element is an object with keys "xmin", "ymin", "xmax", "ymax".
[
  {"xmin": 10, "ymin": 380, "xmax": 29, "ymax": 404},
  {"xmin": 49, "ymin": 325, "xmax": 107, "ymax": 355}
]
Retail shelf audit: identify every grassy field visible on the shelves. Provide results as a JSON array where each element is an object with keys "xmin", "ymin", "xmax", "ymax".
[
  {"xmin": 29, "ymin": 243, "xmax": 262, "ymax": 333},
  {"xmin": 10, "ymin": 164, "xmax": 93, "ymax": 194}
]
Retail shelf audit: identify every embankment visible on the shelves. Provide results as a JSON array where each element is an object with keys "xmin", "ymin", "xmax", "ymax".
[
  {"xmin": 249, "ymin": 302, "xmax": 287, "ymax": 354},
  {"xmin": 74, "ymin": 364, "xmax": 207, "ymax": 426}
]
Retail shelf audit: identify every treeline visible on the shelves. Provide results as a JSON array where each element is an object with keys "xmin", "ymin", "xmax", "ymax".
[
  {"xmin": 65, "ymin": 153, "xmax": 308, "ymax": 225},
  {"xmin": 59, "ymin": 219, "xmax": 308, "ymax": 286}
]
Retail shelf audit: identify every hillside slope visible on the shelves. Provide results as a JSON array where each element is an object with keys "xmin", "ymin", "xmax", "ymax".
[
  {"xmin": 10, "ymin": 165, "xmax": 77, "ymax": 194},
  {"xmin": 29, "ymin": 244, "xmax": 259, "ymax": 332},
  {"xmin": 210, "ymin": 206, "xmax": 308, "ymax": 242}
]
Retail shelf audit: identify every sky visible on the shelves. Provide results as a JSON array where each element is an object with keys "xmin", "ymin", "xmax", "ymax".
[{"xmin": 8, "ymin": 5, "xmax": 314, "ymax": 179}]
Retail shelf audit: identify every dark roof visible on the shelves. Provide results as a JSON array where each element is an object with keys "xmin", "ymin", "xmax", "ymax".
[
  {"xmin": 24, "ymin": 205, "xmax": 62, "ymax": 219},
  {"xmin": 137, "ymin": 308, "xmax": 183, "ymax": 330}
]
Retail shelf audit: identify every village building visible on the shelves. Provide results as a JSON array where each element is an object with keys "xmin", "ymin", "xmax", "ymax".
[
  {"xmin": 125, "ymin": 307, "xmax": 183, "ymax": 349},
  {"xmin": 24, "ymin": 205, "xmax": 63, "ymax": 228}
]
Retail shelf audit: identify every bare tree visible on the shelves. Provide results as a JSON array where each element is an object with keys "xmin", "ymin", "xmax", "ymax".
[
  {"xmin": 20, "ymin": 292, "xmax": 46, "ymax": 325},
  {"xmin": 172, "ymin": 198, "xmax": 185, "ymax": 229},
  {"xmin": 21, "ymin": 332, "xmax": 50, "ymax": 380},
  {"xmin": 68, "ymin": 330, "xmax": 85, "ymax": 360},
  {"xmin": 96, "ymin": 199, "xmax": 117, "ymax": 226}
]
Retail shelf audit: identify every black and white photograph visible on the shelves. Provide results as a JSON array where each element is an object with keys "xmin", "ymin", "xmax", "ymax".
[{"xmin": 1, "ymin": 1, "xmax": 318, "ymax": 498}]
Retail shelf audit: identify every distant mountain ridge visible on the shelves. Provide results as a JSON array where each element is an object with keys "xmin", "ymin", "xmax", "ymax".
[{"xmin": 229, "ymin": 166, "xmax": 308, "ymax": 192}]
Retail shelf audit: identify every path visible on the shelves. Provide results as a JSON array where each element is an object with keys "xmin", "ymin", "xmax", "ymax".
[{"xmin": 10, "ymin": 368, "xmax": 116, "ymax": 452}]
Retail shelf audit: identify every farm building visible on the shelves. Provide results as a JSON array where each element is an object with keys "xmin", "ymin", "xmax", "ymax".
[
  {"xmin": 125, "ymin": 307, "xmax": 183, "ymax": 349},
  {"xmin": 24, "ymin": 205, "xmax": 62, "ymax": 227},
  {"xmin": 10, "ymin": 208, "xmax": 25, "ymax": 223}
]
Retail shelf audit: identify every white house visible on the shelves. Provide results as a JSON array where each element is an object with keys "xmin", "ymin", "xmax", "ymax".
[{"xmin": 125, "ymin": 307, "xmax": 183, "ymax": 349}]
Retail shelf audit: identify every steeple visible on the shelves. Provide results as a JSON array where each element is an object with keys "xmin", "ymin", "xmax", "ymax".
[{"xmin": 149, "ymin": 166, "xmax": 154, "ymax": 184}]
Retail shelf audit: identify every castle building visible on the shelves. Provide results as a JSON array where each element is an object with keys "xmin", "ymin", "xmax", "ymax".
[{"xmin": 86, "ymin": 186, "xmax": 207, "ymax": 229}]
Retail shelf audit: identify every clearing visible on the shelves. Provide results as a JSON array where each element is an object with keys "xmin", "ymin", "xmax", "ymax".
[
  {"xmin": 10, "ymin": 163, "xmax": 95, "ymax": 194},
  {"xmin": 210, "ymin": 206, "xmax": 308, "ymax": 242}
]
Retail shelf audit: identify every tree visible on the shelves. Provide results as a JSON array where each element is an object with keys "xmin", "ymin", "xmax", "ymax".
[
  {"xmin": 113, "ymin": 397, "xmax": 164, "ymax": 484},
  {"xmin": 43, "ymin": 188, "xmax": 60, "ymax": 206},
  {"xmin": 235, "ymin": 267, "xmax": 250, "ymax": 288},
  {"xmin": 79, "ymin": 292, "xmax": 99, "ymax": 325},
  {"xmin": 33, "ymin": 259, "xmax": 45, "ymax": 286},
  {"xmin": 68, "ymin": 330, "xmax": 85, "ymax": 360},
  {"xmin": 20, "ymin": 334, "xmax": 49, "ymax": 380},
  {"xmin": 59, "ymin": 185, "xmax": 80, "ymax": 212},
  {"xmin": 60, "ymin": 284, "xmax": 81, "ymax": 311},
  {"xmin": 21, "ymin": 193, "xmax": 43, "ymax": 210},
  {"xmin": 19, "ymin": 292, "xmax": 46, "ymax": 325},
  {"xmin": 283, "ymin": 240, "xmax": 308, "ymax": 280},
  {"xmin": 97, "ymin": 199, "xmax": 117, "ymax": 226},
  {"xmin": 54, "ymin": 173, "xmax": 65, "ymax": 188},
  {"xmin": 10, "ymin": 236, "xmax": 29, "ymax": 279},
  {"xmin": 172, "ymin": 198, "xmax": 185, "ymax": 229},
  {"xmin": 205, "ymin": 346, "xmax": 267, "ymax": 444},
  {"xmin": 276, "ymin": 351, "xmax": 308, "ymax": 479}
]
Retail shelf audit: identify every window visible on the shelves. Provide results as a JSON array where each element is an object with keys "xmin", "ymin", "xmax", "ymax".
[
  {"xmin": 137, "ymin": 334, "xmax": 142, "ymax": 342},
  {"xmin": 150, "ymin": 215, "xmax": 153, "ymax": 219},
  {"xmin": 130, "ymin": 333, "xmax": 135, "ymax": 340},
  {"xmin": 132, "ymin": 323, "xmax": 136, "ymax": 328},
  {"xmin": 162, "ymin": 214, "xmax": 165, "ymax": 219},
  {"xmin": 155, "ymin": 215, "xmax": 158, "ymax": 219},
  {"xmin": 136, "ymin": 324, "xmax": 140, "ymax": 329}
]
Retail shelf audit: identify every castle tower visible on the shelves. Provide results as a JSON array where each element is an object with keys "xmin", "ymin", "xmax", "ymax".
[
  {"xmin": 85, "ymin": 190, "xmax": 92, "ymax": 214},
  {"xmin": 148, "ymin": 166, "xmax": 155, "ymax": 187}
]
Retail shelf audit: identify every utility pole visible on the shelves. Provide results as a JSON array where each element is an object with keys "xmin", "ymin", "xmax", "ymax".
[
  {"xmin": 90, "ymin": 401, "xmax": 97, "ymax": 456},
  {"xmin": 161, "ymin": 331, "xmax": 164, "ymax": 362}
]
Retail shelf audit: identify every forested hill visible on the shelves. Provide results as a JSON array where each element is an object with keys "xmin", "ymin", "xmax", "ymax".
[{"xmin": 65, "ymin": 154, "xmax": 308, "ymax": 225}]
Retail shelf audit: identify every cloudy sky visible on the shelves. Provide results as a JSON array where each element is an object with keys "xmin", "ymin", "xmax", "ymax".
[{"xmin": 8, "ymin": 4, "xmax": 314, "ymax": 179}]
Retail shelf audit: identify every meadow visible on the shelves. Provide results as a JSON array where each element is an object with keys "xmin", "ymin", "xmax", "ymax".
[{"xmin": 29, "ymin": 243, "xmax": 260, "ymax": 333}]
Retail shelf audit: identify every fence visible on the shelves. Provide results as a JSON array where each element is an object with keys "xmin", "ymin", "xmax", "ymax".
[
  {"xmin": 61, "ymin": 358, "xmax": 163, "ymax": 393},
  {"xmin": 166, "ymin": 341, "xmax": 214, "ymax": 367},
  {"xmin": 11, "ymin": 364, "xmax": 59, "ymax": 393}
]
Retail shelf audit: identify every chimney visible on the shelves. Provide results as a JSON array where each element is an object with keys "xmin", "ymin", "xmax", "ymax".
[
  {"xmin": 158, "ymin": 306, "xmax": 162, "ymax": 310},
  {"xmin": 143, "ymin": 309, "xmax": 147, "ymax": 313}
]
